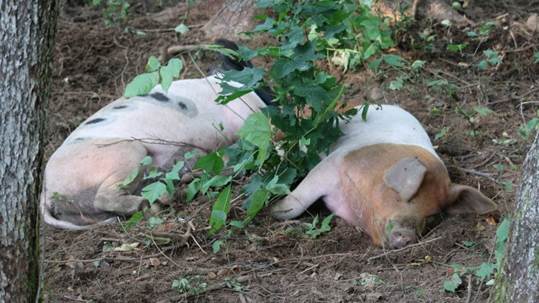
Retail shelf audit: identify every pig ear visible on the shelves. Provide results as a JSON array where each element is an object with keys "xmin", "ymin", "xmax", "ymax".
[
  {"xmin": 444, "ymin": 184, "xmax": 497, "ymax": 215},
  {"xmin": 383, "ymin": 157, "xmax": 427, "ymax": 202}
]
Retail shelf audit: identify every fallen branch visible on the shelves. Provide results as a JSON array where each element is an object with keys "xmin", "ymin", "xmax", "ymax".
[{"xmin": 367, "ymin": 236, "xmax": 443, "ymax": 261}]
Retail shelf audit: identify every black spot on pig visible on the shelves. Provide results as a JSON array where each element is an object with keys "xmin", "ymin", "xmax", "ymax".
[
  {"xmin": 175, "ymin": 97, "xmax": 199, "ymax": 118},
  {"xmin": 85, "ymin": 118, "xmax": 106, "ymax": 125},
  {"xmin": 113, "ymin": 105, "xmax": 128, "ymax": 109},
  {"xmin": 150, "ymin": 92, "xmax": 169, "ymax": 102}
]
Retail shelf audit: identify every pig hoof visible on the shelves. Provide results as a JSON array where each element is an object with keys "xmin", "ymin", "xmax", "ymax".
[{"xmin": 271, "ymin": 203, "xmax": 294, "ymax": 220}]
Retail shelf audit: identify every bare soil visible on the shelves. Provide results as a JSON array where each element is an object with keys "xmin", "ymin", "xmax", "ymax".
[{"xmin": 43, "ymin": 1, "xmax": 539, "ymax": 302}]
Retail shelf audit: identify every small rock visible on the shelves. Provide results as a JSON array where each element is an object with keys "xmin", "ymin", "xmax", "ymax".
[
  {"xmin": 365, "ymin": 292, "xmax": 383, "ymax": 302},
  {"xmin": 526, "ymin": 14, "xmax": 538, "ymax": 32},
  {"xmin": 367, "ymin": 86, "xmax": 384, "ymax": 102},
  {"xmin": 149, "ymin": 257, "xmax": 161, "ymax": 267}
]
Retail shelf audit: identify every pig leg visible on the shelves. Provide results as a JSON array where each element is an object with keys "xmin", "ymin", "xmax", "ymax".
[
  {"xmin": 272, "ymin": 158, "xmax": 339, "ymax": 220},
  {"xmin": 92, "ymin": 143, "xmax": 150, "ymax": 216},
  {"xmin": 42, "ymin": 139, "xmax": 150, "ymax": 228},
  {"xmin": 93, "ymin": 175, "xmax": 146, "ymax": 216}
]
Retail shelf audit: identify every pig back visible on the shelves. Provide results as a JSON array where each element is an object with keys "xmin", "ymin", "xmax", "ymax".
[{"xmin": 334, "ymin": 105, "xmax": 438, "ymax": 159}]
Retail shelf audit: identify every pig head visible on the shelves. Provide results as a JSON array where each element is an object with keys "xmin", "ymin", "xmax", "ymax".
[
  {"xmin": 42, "ymin": 76, "xmax": 266, "ymax": 229},
  {"xmin": 272, "ymin": 105, "xmax": 497, "ymax": 248}
]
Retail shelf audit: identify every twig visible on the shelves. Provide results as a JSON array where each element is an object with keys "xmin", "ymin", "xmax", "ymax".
[
  {"xmin": 158, "ymin": 275, "xmax": 251, "ymax": 303},
  {"xmin": 96, "ymin": 137, "xmax": 210, "ymax": 153},
  {"xmin": 367, "ymin": 236, "xmax": 443, "ymax": 261},
  {"xmin": 488, "ymin": 87, "xmax": 539, "ymax": 105},
  {"xmin": 150, "ymin": 233, "xmax": 182, "ymax": 268},
  {"xmin": 465, "ymin": 274, "xmax": 473, "ymax": 303},
  {"xmin": 456, "ymin": 166, "xmax": 497, "ymax": 183},
  {"xmin": 425, "ymin": 67, "xmax": 469, "ymax": 86},
  {"xmin": 62, "ymin": 295, "xmax": 92, "ymax": 302}
]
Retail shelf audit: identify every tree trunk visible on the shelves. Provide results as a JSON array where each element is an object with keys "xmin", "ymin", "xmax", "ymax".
[
  {"xmin": 202, "ymin": 0, "xmax": 256, "ymax": 41},
  {"xmin": 495, "ymin": 132, "xmax": 539, "ymax": 302},
  {"xmin": 0, "ymin": 0, "xmax": 58, "ymax": 302}
]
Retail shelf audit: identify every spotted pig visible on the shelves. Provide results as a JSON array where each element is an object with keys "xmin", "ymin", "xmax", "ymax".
[{"xmin": 42, "ymin": 76, "xmax": 267, "ymax": 229}]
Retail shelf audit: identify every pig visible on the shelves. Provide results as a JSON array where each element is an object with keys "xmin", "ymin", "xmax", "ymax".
[
  {"xmin": 272, "ymin": 105, "xmax": 497, "ymax": 249},
  {"xmin": 42, "ymin": 75, "xmax": 268, "ymax": 230}
]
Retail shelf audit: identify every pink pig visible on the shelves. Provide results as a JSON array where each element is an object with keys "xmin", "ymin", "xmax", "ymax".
[{"xmin": 272, "ymin": 105, "xmax": 497, "ymax": 248}]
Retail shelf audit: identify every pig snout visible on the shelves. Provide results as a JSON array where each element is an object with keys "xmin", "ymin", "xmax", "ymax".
[{"xmin": 389, "ymin": 229, "xmax": 418, "ymax": 249}]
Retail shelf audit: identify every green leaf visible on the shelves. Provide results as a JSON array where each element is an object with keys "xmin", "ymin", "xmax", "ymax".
[
  {"xmin": 411, "ymin": 60, "xmax": 426, "ymax": 71},
  {"xmin": 367, "ymin": 57, "xmax": 382, "ymax": 71},
  {"xmin": 209, "ymin": 185, "xmax": 232, "ymax": 235},
  {"xmin": 363, "ymin": 43, "xmax": 379, "ymax": 60},
  {"xmin": 473, "ymin": 105, "xmax": 493, "ymax": 117},
  {"xmin": 148, "ymin": 216, "xmax": 164, "ymax": 229},
  {"xmin": 212, "ymin": 239, "xmax": 224, "ymax": 253},
  {"xmin": 201, "ymin": 175, "xmax": 232, "ymax": 194},
  {"xmin": 185, "ymin": 178, "xmax": 201, "ymax": 202},
  {"xmin": 238, "ymin": 112, "xmax": 272, "ymax": 166},
  {"xmin": 534, "ymin": 52, "xmax": 539, "ymax": 64},
  {"xmin": 265, "ymin": 175, "xmax": 290, "ymax": 195},
  {"xmin": 160, "ymin": 58, "xmax": 183, "ymax": 91},
  {"xmin": 495, "ymin": 217, "xmax": 511, "ymax": 268},
  {"xmin": 216, "ymin": 88, "xmax": 253, "ymax": 104},
  {"xmin": 124, "ymin": 211, "xmax": 144, "ymax": 229},
  {"xmin": 124, "ymin": 72, "xmax": 159, "ymax": 97},
  {"xmin": 477, "ymin": 60, "xmax": 489, "ymax": 70},
  {"xmin": 271, "ymin": 42, "xmax": 316, "ymax": 79},
  {"xmin": 443, "ymin": 273, "xmax": 462, "ymax": 293},
  {"xmin": 165, "ymin": 161, "xmax": 184, "ymax": 182},
  {"xmin": 389, "ymin": 77, "xmax": 404, "ymax": 90},
  {"xmin": 216, "ymin": 67, "xmax": 264, "ymax": 102},
  {"xmin": 383, "ymin": 54, "xmax": 405, "ymax": 68},
  {"xmin": 496, "ymin": 218, "xmax": 511, "ymax": 244},
  {"xmin": 220, "ymin": 67, "xmax": 264, "ymax": 87},
  {"xmin": 361, "ymin": 103, "xmax": 370, "ymax": 121},
  {"xmin": 293, "ymin": 85, "xmax": 332, "ymax": 112},
  {"xmin": 245, "ymin": 188, "xmax": 269, "ymax": 222},
  {"xmin": 195, "ymin": 152, "xmax": 224, "ymax": 175},
  {"xmin": 475, "ymin": 262, "xmax": 495, "ymax": 280},
  {"xmin": 140, "ymin": 155, "xmax": 153, "ymax": 166},
  {"xmin": 305, "ymin": 214, "xmax": 334, "ymax": 238},
  {"xmin": 298, "ymin": 137, "xmax": 310, "ymax": 154},
  {"xmin": 229, "ymin": 220, "xmax": 244, "ymax": 228},
  {"xmin": 253, "ymin": 17, "xmax": 274, "ymax": 31},
  {"xmin": 462, "ymin": 240, "xmax": 477, "ymax": 248},
  {"xmin": 441, "ymin": 19, "xmax": 452, "ymax": 27},
  {"xmin": 141, "ymin": 181, "xmax": 167, "ymax": 205},
  {"xmin": 320, "ymin": 214, "xmax": 334, "ymax": 232},
  {"xmin": 146, "ymin": 56, "xmax": 161, "ymax": 72},
  {"xmin": 174, "ymin": 23, "xmax": 189, "ymax": 34},
  {"xmin": 435, "ymin": 127, "xmax": 449, "ymax": 141},
  {"xmin": 144, "ymin": 168, "xmax": 163, "ymax": 180},
  {"xmin": 484, "ymin": 49, "xmax": 501, "ymax": 65},
  {"xmin": 447, "ymin": 43, "xmax": 468, "ymax": 53},
  {"xmin": 120, "ymin": 167, "xmax": 139, "ymax": 188}
]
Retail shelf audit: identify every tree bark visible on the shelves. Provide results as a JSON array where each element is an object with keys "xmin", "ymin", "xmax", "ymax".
[
  {"xmin": 202, "ymin": 0, "xmax": 256, "ymax": 41},
  {"xmin": 0, "ymin": 0, "xmax": 58, "ymax": 302},
  {"xmin": 495, "ymin": 132, "xmax": 539, "ymax": 302}
]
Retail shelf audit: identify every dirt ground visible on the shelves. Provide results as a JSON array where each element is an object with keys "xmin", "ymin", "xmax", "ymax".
[{"xmin": 42, "ymin": 1, "xmax": 539, "ymax": 302}]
